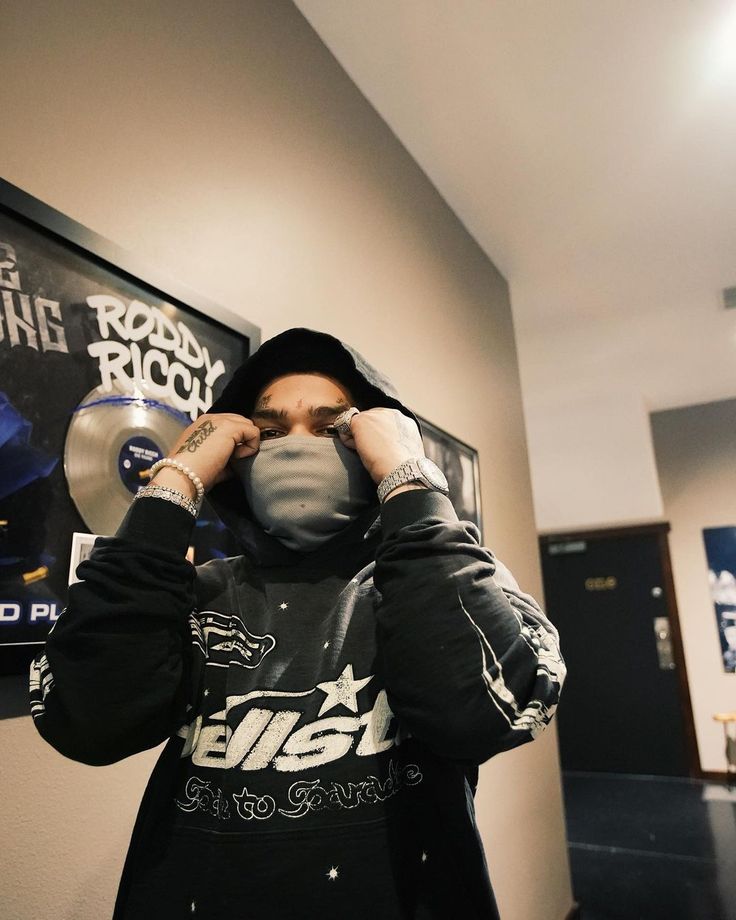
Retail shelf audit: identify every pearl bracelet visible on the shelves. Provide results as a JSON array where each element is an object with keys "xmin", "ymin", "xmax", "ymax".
[{"xmin": 148, "ymin": 457, "xmax": 204, "ymax": 505}]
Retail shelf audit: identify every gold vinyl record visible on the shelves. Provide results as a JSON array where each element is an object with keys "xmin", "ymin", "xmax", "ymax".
[{"xmin": 63, "ymin": 381, "xmax": 188, "ymax": 535}]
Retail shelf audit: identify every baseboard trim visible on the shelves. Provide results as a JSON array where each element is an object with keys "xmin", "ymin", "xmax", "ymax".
[{"xmin": 699, "ymin": 769, "xmax": 736, "ymax": 783}]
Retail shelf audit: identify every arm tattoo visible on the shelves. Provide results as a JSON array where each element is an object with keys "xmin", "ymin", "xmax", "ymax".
[{"xmin": 176, "ymin": 419, "xmax": 216, "ymax": 454}]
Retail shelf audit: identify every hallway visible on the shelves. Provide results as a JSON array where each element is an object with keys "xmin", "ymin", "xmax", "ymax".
[{"xmin": 563, "ymin": 772, "xmax": 736, "ymax": 920}]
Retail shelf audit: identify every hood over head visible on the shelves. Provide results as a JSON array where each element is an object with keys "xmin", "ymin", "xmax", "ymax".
[{"xmin": 204, "ymin": 327, "xmax": 422, "ymax": 567}]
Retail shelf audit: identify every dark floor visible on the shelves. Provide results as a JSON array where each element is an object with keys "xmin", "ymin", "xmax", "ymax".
[{"xmin": 562, "ymin": 771, "xmax": 736, "ymax": 920}]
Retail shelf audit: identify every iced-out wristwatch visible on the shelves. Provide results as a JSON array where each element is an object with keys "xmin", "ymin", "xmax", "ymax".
[{"xmin": 377, "ymin": 457, "xmax": 450, "ymax": 504}]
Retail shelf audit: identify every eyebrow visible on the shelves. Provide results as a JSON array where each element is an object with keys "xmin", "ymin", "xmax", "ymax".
[
  {"xmin": 309, "ymin": 404, "xmax": 347, "ymax": 420},
  {"xmin": 251, "ymin": 407, "xmax": 289, "ymax": 421},
  {"xmin": 251, "ymin": 404, "xmax": 347, "ymax": 422}
]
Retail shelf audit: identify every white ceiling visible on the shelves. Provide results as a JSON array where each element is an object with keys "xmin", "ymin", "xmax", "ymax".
[{"xmin": 294, "ymin": 0, "xmax": 736, "ymax": 408}]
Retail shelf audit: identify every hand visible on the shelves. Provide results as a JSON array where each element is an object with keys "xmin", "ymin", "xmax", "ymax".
[
  {"xmin": 335, "ymin": 407, "xmax": 425, "ymax": 485},
  {"xmin": 151, "ymin": 413, "xmax": 261, "ymax": 494}
]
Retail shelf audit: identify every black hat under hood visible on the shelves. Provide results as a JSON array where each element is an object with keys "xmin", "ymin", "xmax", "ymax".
[{"xmin": 204, "ymin": 327, "xmax": 422, "ymax": 567}]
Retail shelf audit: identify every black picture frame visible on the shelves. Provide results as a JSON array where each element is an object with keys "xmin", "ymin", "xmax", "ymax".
[
  {"xmin": 0, "ymin": 177, "xmax": 260, "ymax": 675},
  {"xmin": 0, "ymin": 178, "xmax": 260, "ymax": 347},
  {"xmin": 417, "ymin": 414, "xmax": 483, "ymax": 540}
]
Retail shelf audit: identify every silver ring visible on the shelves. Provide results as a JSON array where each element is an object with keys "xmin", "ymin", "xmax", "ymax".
[{"xmin": 334, "ymin": 406, "xmax": 360, "ymax": 436}]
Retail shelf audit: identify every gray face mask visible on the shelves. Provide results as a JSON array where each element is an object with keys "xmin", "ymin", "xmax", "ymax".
[{"xmin": 231, "ymin": 435, "xmax": 378, "ymax": 552}]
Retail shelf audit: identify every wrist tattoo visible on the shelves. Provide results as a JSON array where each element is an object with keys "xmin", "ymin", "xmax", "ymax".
[{"xmin": 176, "ymin": 419, "xmax": 216, "ymax": 454}]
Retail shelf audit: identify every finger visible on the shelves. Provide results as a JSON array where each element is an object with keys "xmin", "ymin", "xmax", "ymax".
[
  {"xmin": 334, "ymin": 417, "xmax": 356, "ymax": 447},
  {"xmin": 231, "ymin": 421, "xmax": 261, "ymax": 459},
  {"xmin": 337, "ymin": 428, "xmax": 357, "ymax": 450},
  {"xmin": 334, "ymin": 408, "xmax": 359, "ymax": 450},
  {"xmin": 231, "ymin": 433, "xmax": 260, "ymax": 459}
]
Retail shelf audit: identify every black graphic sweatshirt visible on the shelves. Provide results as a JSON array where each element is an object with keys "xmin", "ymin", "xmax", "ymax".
[{"xmin": 29, "ymin": 329, "xmax": 566, "ymax": 920}]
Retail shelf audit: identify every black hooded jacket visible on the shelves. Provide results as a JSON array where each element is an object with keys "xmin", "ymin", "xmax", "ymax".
[{"xmin": 28, "ymin": 328, "xmax": 566, "ymax": 920}]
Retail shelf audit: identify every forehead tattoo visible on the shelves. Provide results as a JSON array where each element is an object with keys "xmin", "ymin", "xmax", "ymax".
[{"xmin": 253, "ymin": 376, "xmax": 352, "ymax": 422}]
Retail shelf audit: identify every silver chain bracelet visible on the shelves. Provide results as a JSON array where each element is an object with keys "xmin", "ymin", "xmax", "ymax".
[{"xmin": 133, "ymin": 484, "xmax": 199, "ymax": 518}]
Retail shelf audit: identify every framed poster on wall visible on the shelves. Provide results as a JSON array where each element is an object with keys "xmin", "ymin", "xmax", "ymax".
[
  {"xmin": 0, "ymin": 177, "xmax": 260, "ymax": 674},
  {"xmin": 417, "ymin": 414, "xmax": 483, "ymax": 541},
  {"xmin": 702, "ymin": 526, "xmax": 736, "ymax": 673}
]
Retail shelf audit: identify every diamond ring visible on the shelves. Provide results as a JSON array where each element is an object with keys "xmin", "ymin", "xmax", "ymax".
[{"xmin": 334, "ymin": 406, "xmax": 360, "ymax": 437}]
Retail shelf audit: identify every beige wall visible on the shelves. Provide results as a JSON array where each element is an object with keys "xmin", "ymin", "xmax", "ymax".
[
  {"xmin": 0, "ymin": 2, "xmax": 573, "ymax": 918},
  {"xmin": 528, "ymin": 383, "xmax": 666, "ymax": 537},
  {"xmin": 651, "ymin": 397, "xmax": 736, "ymax": 774}
]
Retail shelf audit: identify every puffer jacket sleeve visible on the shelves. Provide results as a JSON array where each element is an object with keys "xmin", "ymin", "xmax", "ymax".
[
  {"xmin": 372, "ymin": 488, "xmax": 567, "ymax": 765},
  {"xmin": 28, "ymin": 498, "xmax": 201, "ymax": 766}
]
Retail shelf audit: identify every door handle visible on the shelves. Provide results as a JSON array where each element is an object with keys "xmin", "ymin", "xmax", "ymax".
[{"xmin": 653, "ymin": 616, "xmax": 676, "ymax": 670}]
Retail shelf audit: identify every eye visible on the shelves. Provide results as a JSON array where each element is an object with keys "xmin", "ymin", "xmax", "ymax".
[
  {"xmin": 322, "ymin": 426, "xmax": 339, "ymax": 436},
  {"xmin": 260, "ymin": 428, "xmax": 284, "ymax": 439}
]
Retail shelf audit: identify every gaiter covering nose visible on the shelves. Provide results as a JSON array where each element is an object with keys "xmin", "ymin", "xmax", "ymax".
[{"xmin": 231, "ymin": 435, "xmax": 377, "ymax": 552}]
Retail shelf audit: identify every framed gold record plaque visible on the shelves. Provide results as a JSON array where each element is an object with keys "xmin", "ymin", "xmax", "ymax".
[
  {"xmin": 416, "ymin": 415, "xmax": 483, "ymax": 541},
  {"xmin": 0, "ymin": 178, "xmax": 260, "ymax": 675}
]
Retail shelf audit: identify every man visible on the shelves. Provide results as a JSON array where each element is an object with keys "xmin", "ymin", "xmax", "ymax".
[{"xmin": 29, "ymin": 327, "xmax": 566, "ymax": 919}]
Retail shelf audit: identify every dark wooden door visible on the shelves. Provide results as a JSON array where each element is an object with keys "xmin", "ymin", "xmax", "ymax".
[{"xmin": 540, "ymin": 524, "xmax": 694, "ymax": 776}]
